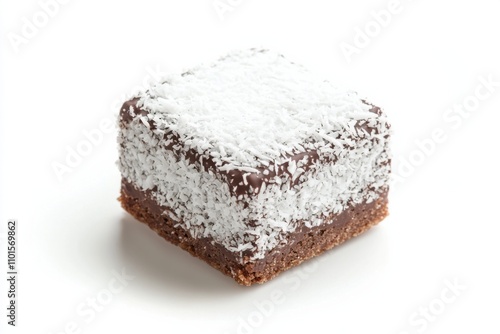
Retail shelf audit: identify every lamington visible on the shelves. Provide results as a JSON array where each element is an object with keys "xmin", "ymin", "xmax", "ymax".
[{"xmin": 117, "ymin": 49, "xmax": 391, "ymax": 286}]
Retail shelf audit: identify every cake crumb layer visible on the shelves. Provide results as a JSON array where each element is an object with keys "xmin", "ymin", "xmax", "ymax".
[{"xmin": 119, "ymin": 179, "xmax": 388, "ymax": 286}]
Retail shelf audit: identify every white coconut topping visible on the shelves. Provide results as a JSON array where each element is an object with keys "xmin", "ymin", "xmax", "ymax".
[{"xmin": 118, "ymin": 49, "xmax": 391, "ymax": 261}]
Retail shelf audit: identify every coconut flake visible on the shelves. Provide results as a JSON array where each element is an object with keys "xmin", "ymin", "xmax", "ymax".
[{"xmin": 118, "ymin": 49, "xmax": 391, "ymax": 261}]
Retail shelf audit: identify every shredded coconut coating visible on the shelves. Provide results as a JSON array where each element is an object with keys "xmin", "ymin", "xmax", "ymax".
[{"xmin": 118, "ymin": 49, "xmax": 391, "ymax": 261}]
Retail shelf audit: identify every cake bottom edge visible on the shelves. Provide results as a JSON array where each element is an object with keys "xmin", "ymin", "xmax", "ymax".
[{"xmin": 119, "ymin": 179, "xmax": 389, "ymax": 286}]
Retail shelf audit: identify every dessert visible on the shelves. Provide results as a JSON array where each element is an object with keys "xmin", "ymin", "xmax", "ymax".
[{"xmin": 118, "ymin": 49, "xmax": 391, "ymax": 285}]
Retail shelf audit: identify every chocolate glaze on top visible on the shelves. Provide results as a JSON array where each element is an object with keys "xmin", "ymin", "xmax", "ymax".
[{"xmin": 119, "ymin": 98, "xmax": 387, "ymax": 199}]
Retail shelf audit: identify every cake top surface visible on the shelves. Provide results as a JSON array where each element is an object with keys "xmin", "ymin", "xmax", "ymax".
[{"xmin": 135, "ymin": 49, "xmax": 378, "ymax": 170}]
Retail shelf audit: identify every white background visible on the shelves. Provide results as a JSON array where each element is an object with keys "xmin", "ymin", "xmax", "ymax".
[{"xmin": 1, "ymin": 0, "xmax": 499, "ymax": 333}]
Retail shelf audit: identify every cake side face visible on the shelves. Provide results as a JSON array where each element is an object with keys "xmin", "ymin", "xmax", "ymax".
[{"xmin": 117, "ymin": 49, "xmax": 390, "ymax": 267}]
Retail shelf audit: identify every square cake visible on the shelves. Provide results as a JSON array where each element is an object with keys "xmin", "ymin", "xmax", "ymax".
[{"xmin": 118, "ymin": 49, "xmax": 391, "ymax": 286}]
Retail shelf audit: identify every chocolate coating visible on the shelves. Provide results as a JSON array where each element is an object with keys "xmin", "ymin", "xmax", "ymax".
[{"xmin": 119, "ymin": 98, "xmax": 385, "ymax": 198}]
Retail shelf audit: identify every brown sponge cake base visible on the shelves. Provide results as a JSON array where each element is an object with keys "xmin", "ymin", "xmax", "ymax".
[{"xmin": 119, "ymin": 179, "xmax": 388, "ymax": 286}]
